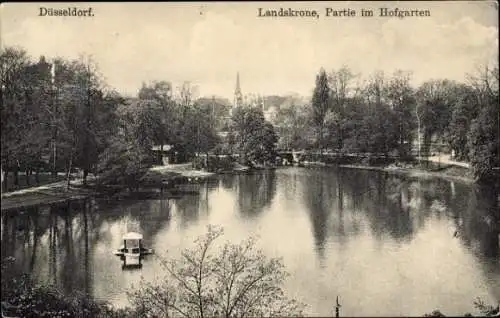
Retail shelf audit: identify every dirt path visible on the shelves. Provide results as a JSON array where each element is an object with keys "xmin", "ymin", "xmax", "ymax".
[
  {"xmin": 425, "ymin": 154, "xmax": 470, "ymax": 168},
  {"xmin": 150, "ymin": 164, "xmax": 214, "ymax": 178},
  {"xmin": 1, "ymin": 176, "xmax": 93, "ymax": 198},
  {"xmin": 2, "ymin": 163, "xmax": 214, "ymax": 198},
  {"xmin": 1, "ymin": 165, "xmax": 213, "ymax": 211}
]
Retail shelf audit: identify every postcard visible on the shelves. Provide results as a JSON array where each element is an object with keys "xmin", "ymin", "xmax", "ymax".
[{"xmin": 1, "ymin": 2, "xmax": 499, "ymax": 317}]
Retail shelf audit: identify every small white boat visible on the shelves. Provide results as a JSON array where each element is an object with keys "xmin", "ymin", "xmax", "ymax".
[{"xmin": 114, "ymin": 232, "xmax": 154, "ymax": 267}]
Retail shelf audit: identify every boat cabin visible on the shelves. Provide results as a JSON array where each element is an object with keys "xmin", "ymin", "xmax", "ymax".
[
  {"xmin": 114, "ymin": 232, "xmax": 153, "ymax": 268},
  {"xmin": 123, "ymin": 232, "xmax": 143, "ymax": 254}
]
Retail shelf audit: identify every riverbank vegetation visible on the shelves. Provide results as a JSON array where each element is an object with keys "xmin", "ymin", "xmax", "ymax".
[
  {"xmin": 0, "ymin": 47, "xmax": 281, "ymax": 194},
  {"xmin": 303, "ymin": 65, "xmax": 499, "ymax": 186},
  {"xmin": 2, "ymin": 46, "xmax": 498, "ymax": 193}
]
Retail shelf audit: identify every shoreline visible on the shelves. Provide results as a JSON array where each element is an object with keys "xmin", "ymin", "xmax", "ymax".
[
  {"xmin": 1, "ymin": 164, "xmax": 216, "ymax": 212},
  {"xmin": 337, "ymin": 163, "xmax": 474, "ymax": 184},
  {"xmin": 298, "ymin": 156, "xmax": 475, "ymax": 184},
  {"xmin": 1, "ymin": 161, "xmax": 474, "ymax": 212}
]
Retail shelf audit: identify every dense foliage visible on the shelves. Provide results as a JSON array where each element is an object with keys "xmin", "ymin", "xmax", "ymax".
[
  {"xmin": 229, "ymin": 106, "xmax": 278, "ymax": 166},
  {"xmin": 1, "ymin": 257, "xmax": 123, "ymax": 318},
  {"xmin": 0, "ymin": 48, "xmax": 225, "ymax": 191},
  {"xmin": 424, "ymin": 299, "xmax": 500, "ymax": 317},
  {"xmin": 284, "ymin": 65, "xmax": 498, "ymax": 184},
  {"xmin": 2, "ymin": 46, "xmax": 498, "ymax": 187}
]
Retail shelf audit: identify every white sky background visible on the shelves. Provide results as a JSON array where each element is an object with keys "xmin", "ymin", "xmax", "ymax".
[{"xmin": 1, "ymin": 1, "xmax": 498, "ymax": 99}]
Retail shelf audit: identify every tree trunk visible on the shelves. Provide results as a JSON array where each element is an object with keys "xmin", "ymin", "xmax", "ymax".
[
  {"xmin": 35, "ymin": 168, "xmax": 40, "ymax": 185},
  {"xmin": 83, "ymin": 169, "xmax": 88, "ymax": 186},
  {"xmin": 2, "ymin": 164, "xmax": 8, "ymax": 192},
  {"xmin": 337, "ymin": 123, "xmax": 343, "ymax": 150},
  {"xmin": 52, "ymin": 139, "xmax": 57, "ymax": 178},
  {"xmin": 14, "ymin": 165, "xmax": 19, "ymax": 188},
  {"xmin": 25, "ymin": 169, "xmax": 30, "ymax": 186},
  {"xmin": 67, "ymin": 155, "xmax": 73, "ymax": 190},
  {"xmin": 319, "ymin": 124, "xmax": 324, "ymax": 155},
  {"xmin": 160, "ymin": 144, "xmax": 164, "ymax": 165}
]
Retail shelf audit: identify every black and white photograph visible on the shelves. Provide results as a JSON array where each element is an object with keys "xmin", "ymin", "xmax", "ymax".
[{"xmin": 1, "ymin": 1, "xmax": 499, "ymax": 317}]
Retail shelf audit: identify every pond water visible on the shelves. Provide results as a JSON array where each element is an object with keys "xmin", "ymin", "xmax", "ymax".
[{"xmin": 2, "ymin": 167, "xmax": 499, "ymax": 316}]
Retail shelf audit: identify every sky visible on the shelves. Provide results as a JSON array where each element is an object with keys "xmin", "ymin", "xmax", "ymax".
[{"xmin": 1, "ymin": 1, "xmax": 498, "ymax": 100}]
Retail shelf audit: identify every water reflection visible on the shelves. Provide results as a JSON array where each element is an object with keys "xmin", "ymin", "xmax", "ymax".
[
  {"xmin": 174, "ymin": 195, "xmax": 202, "ymax": 227},
  {"xmin": 461, "ymin": 185, "xmax": 499, "ymax": 259},
  {"xmin": 302, "ymin": 169, "xmax": 336, "ymax": 259},
  {"xmin": 236, "ymin": 171, "xmax": 277, "ymax": 218},
  {"xmin": 1, "ymin": 169, "xmax": 498, "ymax": 316}
]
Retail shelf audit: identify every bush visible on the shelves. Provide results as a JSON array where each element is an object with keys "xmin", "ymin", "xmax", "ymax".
[
  {"xmin": 97, "ymin": 136, "xmax": 153, "ymax": 191},
  {"xmin": 1, "ymin": 257, "xmax": 118, "ymax": 317},
  {"xmin": 127, "ymin": 225, "xmax": 306, "ymax": 317},
  {"xmin": 423, "ymin": 298, "xmax": 500, "ymax": 317},
  {"xmin": 192, "ymin": 155, "xmax": 236, "ymax": 172}
]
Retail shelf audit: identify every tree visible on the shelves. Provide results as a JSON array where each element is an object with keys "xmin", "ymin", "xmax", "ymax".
[
  {"xmin": 177, "ymin": 81, "xmax": 198, "ymax": 110},
  {"xmin": 466, "ymin": 63, "xmax": 499, "ymax": 185},
  {"xmin": 182, "ymin": 102, "xmax": 220, "ymax": 164},
  {"xmin": 364, "ymin": 102, "xmax": 399, "ymax": 156},
  {"xmin": 95, "ymin": 97, "xmax": 156, "ymax": 190},
  {"xmin": 274, "ymin": 102, "xmax": 312, "ymax": 150},
  {"xmin": 230, "ymin": 107, "xmax": 278, "ymax": 165},
  {"xmin": 362, "ymin": 71, "xmax": 396, "ymax": 154},
  {"xmin": 328, "ymin": 66, "xmax": 358, "ymax": 150},
  {"xmin": 275, "ymin": 103, "xmax": 297, "ymax": 150},
  {"xmin": 117, "ymin": 98, "xmax": 158, "ymax": 150},
  {"xmin": 193, "ymin": 102, "xmax": 220, "ymax": 153},
  {"xmin": 96, "ymin": 134, "xmax": 153, "ymax": 191},
  {"xmin": 364, "ymin": 70, "xmax": 386, "ymax": 107},
  {"xmin": 340, "ymin": 97, "xmax": 368, "ymax": 153},
  {"xmin": 311, "ymin": 68, "xmax": 331, "ymax": 152},
  {"xmin": 54, "ymin": 56, "xmax": 107, "ymax": 185},
  {"xmin": 172, "ymin": 81, "xmax": 202, "ymax": 161},
  {"xmin": 416, "ymin": 79, "xmax": 458, "ymax": 157},
  {"xmin": 138, "ymin": 80, "xmax": 178, "ymax": 151},
  {"xmin": 194, "ymin": 96, "xmax": 232, "ymax": 131},
  {"xmin": 468, "ymin": 97, "xmax": 499, "ymax": 184},
  {"xmin": 341, "ymin": 70, "xmax": 399, "ymax": 155},
  {"xmin": 448, "ymin": 85, "xmax": 478, "ymax": 161},
  {"xmin": 1, "ymin": 47, "xmax": 36, "ymax": 190},
  {"xmin": 385, "ymin": 70, "xmax": 415, "ymax": 157},
  {"xmin": 1, "ymin": 48, "xmax": 118, "ymax": 191},
  {"xmin": 248, "ymin": 121, "xmax": 278, "ymax": 164},
  {"xmin": 127, "ymin": 226, "xmax": 305, "ymax": 318}
]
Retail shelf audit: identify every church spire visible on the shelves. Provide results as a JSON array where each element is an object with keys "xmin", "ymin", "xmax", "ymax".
[{"xmin": 234, "ymin": 72, "xmax": 243, "ymax": 109}]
